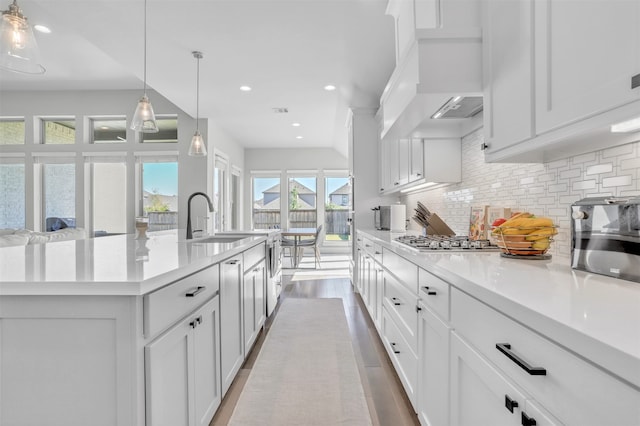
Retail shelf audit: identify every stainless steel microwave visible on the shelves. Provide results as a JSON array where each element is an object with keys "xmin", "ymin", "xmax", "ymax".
[{"xmin": 571, "ymin": 197, "xmax": 640, "ymax": 283}]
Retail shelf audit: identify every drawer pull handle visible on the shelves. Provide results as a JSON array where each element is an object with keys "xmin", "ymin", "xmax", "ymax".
[
  {"xmin": 226, "ymin": 260, "xmax": 239, "ymax": 265},
  {"xmin": 422, "ymin": 286, "xmax": 437, "ymax": 296},
  {"xmin": 391, "ymin": 342, "xmax": 400, "ymax": 354},
  {"xmin": 505, "ymin": 394, "xmax": 519, "ymax": 413},
  {"xmin": 375, "ymin": 251, "xmax": 381, "ymax": 255},
  {"xmin": 496, "ymin": 343, "xmax": 547, "ymax": 376},
  {"xmin": 521, "ymin": 412, "xmax": 537, "ymax": 426},
  {"xmin": 391, "ymin": 297, "xmax": 401, "ymax": 306},
  {"xmin": 186, "ymin": 286, "xmax": 206, "ymax": 297},
  {"xmin": 416, "ymin": 305, "xmax": 422, "ymax": 313},
  {"xmin": 365, "ymin": 244, "xmax": 372, "ymax": 248}
]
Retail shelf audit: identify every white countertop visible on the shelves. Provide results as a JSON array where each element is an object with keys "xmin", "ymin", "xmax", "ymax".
[
  {"xmin": 358, "ymin": 229, "xmax": 640, "ymax": 389},
  {"xmin": 0, "ymin": 230, "xmax": 271, "ymax": 296}
]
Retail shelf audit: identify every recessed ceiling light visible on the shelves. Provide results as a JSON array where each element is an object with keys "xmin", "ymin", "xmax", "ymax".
[
  {"xmin": 239, "ymin": 86, "xmax": 252, "ymax": 92},
  {"xmin": 324, "ymin": 85, "xmax": 336, "ymax": 91},
  {"xmin": 292, "ymin": 122, "xmax": 301, "ymax": 127},
  {"xmin": 34, "ymin": 25, "xmax": 51, "ymax": 34},
  {"xmin": 296, "ymin": 136, "xmax": 303, "ymax": 139}
]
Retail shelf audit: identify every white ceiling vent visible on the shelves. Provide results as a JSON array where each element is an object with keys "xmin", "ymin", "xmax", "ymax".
[
  {"xmin": 431, "ymin": 96, "xmax": 483, "ymax": 119},
  {"xmin": 272, "ymin": 107, "xmax": 289, "ymax": 114}
]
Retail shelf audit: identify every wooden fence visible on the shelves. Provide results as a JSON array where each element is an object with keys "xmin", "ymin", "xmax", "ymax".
[
  {"xmin": 148, "ymin": 211, "xmax": 178, "ymax": 231},
  {"xmin": 252, "ymin": 208, "xmax": 350, "ymax": 237}
]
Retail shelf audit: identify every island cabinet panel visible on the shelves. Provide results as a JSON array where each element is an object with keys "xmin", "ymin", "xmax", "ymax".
[
  {"xmin": 145, "ymin": 295, "xmax": 221, "ymax": 426},
  {"xmin": 220, "ymin": 256, "xmax": 244, "ymax": 396},
  {"xmin": 0, "ymin": 296, "xmax": 140, "ymax": 426},
  {"xmin": 243, "ymin": 259, "xmax": 266, "ymax": 354},
  {"xmin": 144, "ymin": 264, "xmax": 220, "ymax": 338}
]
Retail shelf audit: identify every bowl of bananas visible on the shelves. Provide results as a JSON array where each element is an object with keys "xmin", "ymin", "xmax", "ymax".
[{"xmin": 491, "ymin": 213, "xmax": 557, "ymax": 259}]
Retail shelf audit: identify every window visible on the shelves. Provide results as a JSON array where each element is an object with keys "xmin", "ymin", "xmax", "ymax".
[
  {"xmin": 325, "ymin": 176, "xmax": 351, "ymax": 241},
  {"xmin": 288, "ymin": 176, "xmax": 316, "ymax": 228},
  {"xmin": 91, "ymin": 118, "xmax": 127, "ymax": 144},
  {"xmin": 42, "ymin": 119, "xmax": 76, "ymax": 144},
  {"xmin": 252, "ymin": 176, "xmax": 280, "ymax": 230},
  {"xmin": 140, "ymin": 116, "xmax": 178, "ymax": 143},
  {"xmin": 0, "ymin": 162, "xmax": 25, "ymax": 228},
  {"xmin": 230, "ymin": 167, "xmax": 241, "ymax": 230},
  {"xmin": 213, "ymin": 155, "xmax": 228, "ymax": 232},
  {"xmin": 89, "ymin": 160, "xmax": 127, "ymax": 237},
  {"xmin": 0, "ymin": 119, "xmax": 25, "ymax": 145},
  {"xmin": 43, "ymin": 163, "xmax": 76, "ymax": 230},
  {"xmin": 140, "ymin": 158, "xmax": 178, "ymax": 231}
]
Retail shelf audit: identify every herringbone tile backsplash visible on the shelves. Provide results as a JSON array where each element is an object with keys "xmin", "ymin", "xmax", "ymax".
[{"xmin": 401, "ymin": 129, "xmax": 640, "ymax": 257}]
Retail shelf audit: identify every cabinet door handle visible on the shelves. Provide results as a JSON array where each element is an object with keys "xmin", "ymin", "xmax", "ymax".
[
  {"xmin": 391, "ymin": 342, "xmax": 400, "ymax": 354},
  {"xmin": 505, "ymin": 394, "xmax": 519, "ymax": 413},
  {"xmin": 422, "ymin": 286, "xmax": 437, "ymax": 296},
  {"xmin": 521, "ymin": 412, "xmax": 537, "ymax": 426},
  {"xmin": 416, "ymin": 173, "xmax": 421, "ymax": 176},
  {"xmin": 375, "ymin": 251, "xmax": 381, "ymax": 255},
  {"xmin": 391, "ymin": 297, "xmax": 401, "ymax": 306},
  {"xmin": 496, "ymin": 343, "xmax": 547, "ymax": 376},
  {"xmin": 196, "ymin": 315, "xmax": 203, "ymax": 325},
  {"xmin": 226, "ymin": 259, "xmax": 239, "ymax": 265},
  {"xmin": 185, "ymin": 286, "xmax": 206, "ymax": 297},
  {"xmin": 416, "ymin": 305, "xmax": 422, "ymax": 313}
]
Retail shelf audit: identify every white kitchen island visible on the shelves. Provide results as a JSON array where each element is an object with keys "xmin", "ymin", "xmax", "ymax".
[{"xmin": 0, "ymin": 231, "xmax": 269, "ymax": 426}]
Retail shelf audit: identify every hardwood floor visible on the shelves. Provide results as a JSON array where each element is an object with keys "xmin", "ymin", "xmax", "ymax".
[{"xmin": 211, "ymin": 275, "xmax": 419, "ymax": 426}]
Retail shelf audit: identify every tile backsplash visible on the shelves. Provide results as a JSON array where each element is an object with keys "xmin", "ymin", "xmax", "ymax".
[{"xmin": 401, "ymin": 129, "xmax": 640, "ymax": 257}]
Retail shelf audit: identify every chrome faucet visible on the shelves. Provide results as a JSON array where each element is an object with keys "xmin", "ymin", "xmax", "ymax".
[{"xmin": 186, "ymin": 192, "xmax": 214, "ymax": 240}]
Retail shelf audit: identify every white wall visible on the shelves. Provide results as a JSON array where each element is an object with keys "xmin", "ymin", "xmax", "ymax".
[
  {"xmin": 0, "ymin": 89, "xmax": 243, "ymax": 233},
  {"xmin": 243, "ymin": 147, "xmax": 348, "ymax": 230},
  {"xmin": 400, "ymin": 128, "xmax": 640, "ymax": 257}
]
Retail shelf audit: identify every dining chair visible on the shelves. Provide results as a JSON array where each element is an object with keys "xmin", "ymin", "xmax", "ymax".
[{"xmin": 296, "ymin": 225, "xmax": 322, "ymax": 269}]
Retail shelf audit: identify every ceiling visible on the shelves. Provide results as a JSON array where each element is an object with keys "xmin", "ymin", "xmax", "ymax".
[{"xmin": 0, "ymin": 0, "xmax": 397, "ymax": 156}]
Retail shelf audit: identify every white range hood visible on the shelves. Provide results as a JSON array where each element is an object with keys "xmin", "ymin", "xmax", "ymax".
[{"xmin": 379, "ymin": 5, "xmax": 483, "ymax": 142}]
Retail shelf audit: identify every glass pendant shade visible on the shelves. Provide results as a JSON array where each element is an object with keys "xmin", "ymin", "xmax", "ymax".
[
  {"xmin": 131, "ymin": 0, "xmax": 158, "ymax": 133},
  {"xmin": 131, "ymin": 94, "xmax": 159, "ymax": 133},
  {"xmin": 188, "ymin": 130, "xmax": 207, "ymax": 156},
  {"xmin": 188, "ymin": 50, "xmax": 206, "ymax": 157},
  {"xmin": 0, "ymin": 1, "xmax": 45, "ymax": 74}
]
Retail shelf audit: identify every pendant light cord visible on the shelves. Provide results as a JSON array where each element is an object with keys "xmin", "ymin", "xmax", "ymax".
[
  {"xmin": 143, "ymin": 0, "xmax": 148, "ymax": 95},
  {"xmin": 196, "ymin": 54, "xmax": 200, "ymax": 132}
]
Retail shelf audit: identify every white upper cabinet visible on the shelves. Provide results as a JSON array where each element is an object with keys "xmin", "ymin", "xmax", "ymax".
[
  {"xmin": 482, "ymin": 0, "xmax": 534, "ymax": 153},
  {"xmin": 534, "ymin": 0, "xmax": 640, "ymax": 133},
  {"xmin": 483, "ymin": 0, "xmax": 640, "ymax": 162},
  {"xmin": 409, "ymin": 138, "xmax": 424, "ymax": 182}
]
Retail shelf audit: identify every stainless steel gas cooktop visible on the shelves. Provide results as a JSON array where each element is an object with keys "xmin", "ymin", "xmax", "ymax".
[{"xmin": 394, "ymin": 235, "xmax": 501, "ymax": 252}]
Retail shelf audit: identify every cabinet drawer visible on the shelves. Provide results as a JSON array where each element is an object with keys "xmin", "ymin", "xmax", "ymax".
[
  {"xmin": 144, "ymin": 265, "xmax": 220, "ymax": 338},
  {"xmin": 381, "ymin": 307, "xmax": 418, "ymax": 408},
  {"xmin": 382, "ymin": 248, "xmax": 418, "ymax": 293},
  {"xmin": 383, "ymin": 271, "xmax": 418, "ymax": 352},
  {"xmin": 451, "ymin": 288, "xmax": 640, "ymax": 426},
  {"xmin": 418, "ymin": 268, "xmax": 449, "ymax": 321},
  {"xmin": 362, "ymin": 238, "xmax": 382, "ymax": 263},
  {"xmin": 243, "ymin": 243, "xmax": 265, "ymax": 271}
]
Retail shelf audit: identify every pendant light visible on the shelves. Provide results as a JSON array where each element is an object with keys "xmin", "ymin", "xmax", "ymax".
[
  {"xmin": 188, "ymin": 50, "xmax": 207, "ymax": 156},
  {"xmin": 0, "ymin": 0, "xmax": 45, "ymax": 74},
  {"xmin": 131, "ymin": 0, "xmax": 158, "ymax": 133}
]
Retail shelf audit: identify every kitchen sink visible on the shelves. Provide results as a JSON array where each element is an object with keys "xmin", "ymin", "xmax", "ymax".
[{"xmin": 189, "ymin": 235, "xmax": 248, "ymax": 244}]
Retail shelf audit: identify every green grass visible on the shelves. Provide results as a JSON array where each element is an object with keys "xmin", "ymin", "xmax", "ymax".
[{"xmin": 325, "ymin": 234, "xmax": 351, "ymax": 241}]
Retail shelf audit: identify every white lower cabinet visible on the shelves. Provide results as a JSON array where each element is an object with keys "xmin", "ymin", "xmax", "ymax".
[
  {"xmin": 417, "ymin": 302, "xmax": 450, "ymax": 426},
  {"xmin": 243, "ymin": 259, "xmax": 266, "ymax": 354},
  {"xmin": 382, "ymin": 307, "xmax": 419, "ymax": 408},
  {"xmin": 145, "ymin": 295, "xmax": 222, "ymax": 426},
  {"xmin": 220, "ymin": 256, "xmax": 244, "ymax": 396},
  {"xmin": 450, "ymin": 332, "xmax": 560, "ymax": 426}
]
